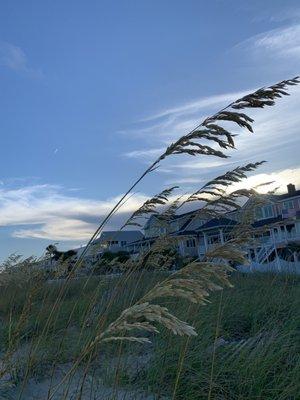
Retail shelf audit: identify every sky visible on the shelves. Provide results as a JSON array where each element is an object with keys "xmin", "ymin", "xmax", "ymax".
[{"xmin": 0, "ymin": 0, "xmax": 300, "ymax": 260}]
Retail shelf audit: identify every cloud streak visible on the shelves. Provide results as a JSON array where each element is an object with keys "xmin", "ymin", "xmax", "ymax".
[
  {"xmin": 140, "ymin": 90, "xmax": 249, "ymax": 123},
  {"xmin": 124, "ymin": 147, "xmax": 165, "ymax": 160},
  {"xmin": 123, "ymin": 82, "xmax": 300, "ymax": 186},
  {"xmin": 241, "ymin": 24, "xmax": 300, "ymax": 59},
  {"xmin": 1, "ymin": 164, "xmax": 300, "ymax": 244},
  {"xmin": 122, "ymin": 18, "xmax": 300, "ymax": 185},
  {"xmin": 0, "ymin": 184, "xmax": 148, "ymax": 242}
]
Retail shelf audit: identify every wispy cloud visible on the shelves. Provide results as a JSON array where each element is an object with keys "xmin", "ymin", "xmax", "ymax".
[
  {"xmin": 122, "ymin": 89, "xmax": 249, "ymax": 164},
  {"xmin": 122, "ymin": 90, "xmax": 249, "ymax": 140},
  {"xmin": 0, "ymin": 183, "xmax": 148, "ymax": 242},
  {"xmin": 124, "ymin": 147, "xmax": 165, "ymax": 160},
  {"xmin": 243, "ymin": 24, "xmax": 300, "ymax": 59},
  {"xmin": 0, "ymin": 41, "xmax": 43, "ymax": 78},
  {"xmin": 141, "ymin": 91, "xmax": 249, "ymax": 123},
  {"xmin": 1, "ymin": 163, "xmax": 300, "ymax": 245},
  {"xmin": 228, "ymin": 167, "xmax": 300, "ymax": 194},
  {"xmin": 165, "ymin": 177, "xmax": 205, "ymax": 185},
  {"xmin": 122, "ymin": 80, "xmax": 300, "ymax": 187}
]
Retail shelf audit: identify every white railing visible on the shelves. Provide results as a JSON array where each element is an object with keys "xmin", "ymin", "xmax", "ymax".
[
  {"xmin": 273, "ymin": 231, "xmax": 300, "ymax": 243},
  {"xmin": 196, "ymin": 229, "xmax": 300, "ymax": 260},
  {"xmin": 238, "ymin": 259, "xmax": 300, "ymax": 275},
  {"xmin": 256, "ymin": 243, "xmax": 275, "ymax": 263}
]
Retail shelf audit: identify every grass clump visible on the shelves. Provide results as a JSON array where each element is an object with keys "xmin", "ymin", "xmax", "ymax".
[
  {"xmin": 0, "ymin": 261, "xmax": 299, "ymax": 399},
  {"xmin": 144, "ymin": 273, "xmax": 300, "ymax": 399}
]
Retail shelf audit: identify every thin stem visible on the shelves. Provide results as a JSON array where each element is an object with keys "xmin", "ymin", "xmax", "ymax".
[
  {"xmin": 208, "ymin": 290, "xmax": 223, "ymax": 400},
  {"xmin": 75, "ymin": 162, "xmax": 159, "ymax": 267}
]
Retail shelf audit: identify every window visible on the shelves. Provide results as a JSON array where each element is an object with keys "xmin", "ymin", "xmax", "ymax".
[
  {"xmin": 108, "ymin": 240, "xmax": 118, "ymax": 245},
  {"xmin": 286, "ymin": 224, "xmax": 295, "ymax": 233},
  {"xmin": 255, "ymin": 205, "xmax": 275, "ymax": 219},
  {"xmin": 263, "ymin": 205, "xmax": 274, "ymax": 218},
  {"xmin": 186, "ymin": 239, "xmax": 196, "ymax": 247},
  {"xmin": 121, "ymin": 240, "xmax": 126, "ymax": 246},
  {"xmin": 207, "ymin": 235, "xmax": 220, "ymax": 244},
  {"xmin": 255, "ymin": 207, "xmax": 263, "ymax": 219},
  {"xmin": 283, "ymin": 200, "xmax": 294, "ymax": 210}
]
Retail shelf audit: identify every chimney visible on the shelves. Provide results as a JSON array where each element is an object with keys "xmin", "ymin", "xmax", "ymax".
[{"xmin": 287, "ymin": 183, "xmax": 296, "ymax": 195}]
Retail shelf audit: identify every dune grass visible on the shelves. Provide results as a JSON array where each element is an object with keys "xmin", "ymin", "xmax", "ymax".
[
  {"xmin": 0, "ymin": 271, "xmax": 165, "ymax": 386},
  {"xmin": 1, "ymin": 271, "xmax": 299, "ymax": 399},
  {"xmin": 142, "ymin": 272, "xmax": 300, "ymax": 399}
]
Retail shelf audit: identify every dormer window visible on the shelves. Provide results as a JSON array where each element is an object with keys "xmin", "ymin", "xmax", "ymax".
[
  {"xmin": 255, "ymin": 204, "xmax": 274, "ymax": 219},
  {"xmin": 263, "ymin": 205, "xmax": 274, "ymax": 218}
]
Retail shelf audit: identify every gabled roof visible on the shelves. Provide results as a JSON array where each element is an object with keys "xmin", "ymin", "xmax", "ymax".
[
  {"xmin": 94, "ymin": 230, "xmax": 144, "ymax": 243},
  {"xmin": 173, "ymin": 209, "xmax": 199, "ymax": 220},
  {"xmin": 196, "ymin": 217, "xmax": 237, "ymax": 231},
  {"xmin": 243, "ymin": 189, "xmax": 300, "ymax": 210},
  {"xmin": 272, "ymin": 190, "xmax": 300, "ymax": 201},
  {"xmin": 175, "ymin": 230, "xmax": 199, "ymax": 236},
  {"xmin": 125, "ymin": 236, "xmax": 157, "ymax": 245},
  {"xmin": 143, "ymin": 209, "xmax": 199, "ymax": 231},
  {"xmin": 241, "ymin": 186, "xmax": 300, "ymax": 212},
  {"xmin": 143, "ymin": 214, "xmax": 159, "ymax": 230},
  {"xmin": 177, "ymin": 214, "xmax": 196, "ymax": 231}
]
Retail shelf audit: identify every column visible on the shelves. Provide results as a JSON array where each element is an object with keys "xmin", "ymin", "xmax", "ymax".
[
  {"xmin": 219, "ymin": 229, "xmax": 224, "ymax": 244},
  {"xmin": 196, "ymin": 236, "xmax": 202, "ymax": 259},
  {"xmin": 203, "ymin": 233, "xmax": 208, "ymax": 252},
  {"xmin": 271, "ymin": 229, "xmax": 280, "ymax": 270},
  {"xmin": 178, "ymin": 240, "xmax": 185, "ymax": 256},
  {"xmin": 284, "ymin": 225, "xmax": 288, "ymax": 240}
]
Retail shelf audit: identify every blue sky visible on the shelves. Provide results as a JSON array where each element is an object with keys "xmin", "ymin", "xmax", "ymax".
[{"xmin": 0, "ymin": 0, "xmax": 300, "ymax": 260}]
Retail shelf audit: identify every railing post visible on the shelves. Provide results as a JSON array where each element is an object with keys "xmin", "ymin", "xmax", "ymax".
[{"xmin": 254, "ymin": 247, "xmax": 258, "ymax": 263}]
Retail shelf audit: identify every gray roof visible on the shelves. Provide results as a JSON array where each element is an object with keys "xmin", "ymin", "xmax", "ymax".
[
  {"xmin": 272, "ymin": 190, "xmax": 300, "ymax": 201},
  {"xmin": 196, "ymin": 217, "xmax": 237, "ymax": 231},
  {"xmin": 73, "ymin": 230, "xmax": 144, "ymax": 257},
  {"xmin": 144, "ymin": 209, "xmax": 200, "ymax": 231},
  {"xmin": 95, "ymin": 230, "xmax": 144, "ymax": 243}
]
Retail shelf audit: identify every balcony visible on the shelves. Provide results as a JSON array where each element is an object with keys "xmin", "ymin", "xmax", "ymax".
[{"xmin": 198, "ymin": 229, "xmax": 300, "ymax": 255}]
